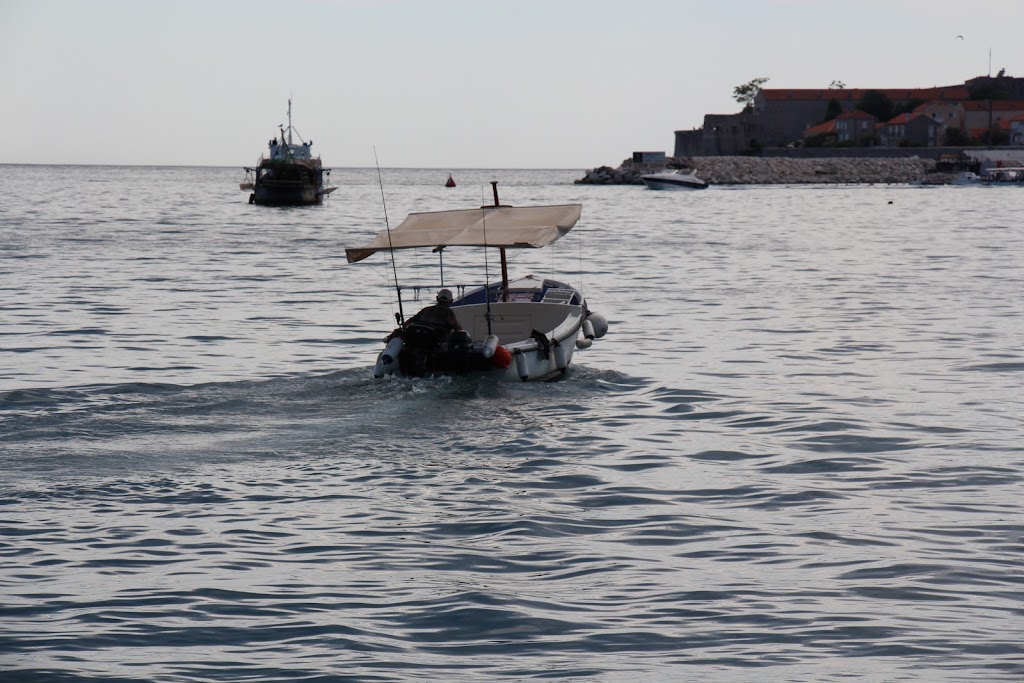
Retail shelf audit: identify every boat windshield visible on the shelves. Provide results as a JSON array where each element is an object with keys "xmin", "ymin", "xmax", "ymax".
[{"xmin": 269, "ymin": 142, "xmax": 313, "ymax": 160}]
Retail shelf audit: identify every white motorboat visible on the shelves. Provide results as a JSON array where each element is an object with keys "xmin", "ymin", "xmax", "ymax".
[
  {"xmin": 981, "ymin": 167, "xmax": 1024, "ymax": 183},
  {"xmin": 640, "ymin": 168, "xmax": 709, "ymax": 190},
  {"xmin": 346, "ymin": 183, "xmax": 608, "ymax": 381},
  {"xmin": 951, "ymin": 171, "xmax": 982, "ymax": 185}
]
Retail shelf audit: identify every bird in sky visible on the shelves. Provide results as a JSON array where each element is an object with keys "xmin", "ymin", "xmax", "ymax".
[{"xmin": 956, "ymin": 35, "xmax": 964, "ymax": 39}]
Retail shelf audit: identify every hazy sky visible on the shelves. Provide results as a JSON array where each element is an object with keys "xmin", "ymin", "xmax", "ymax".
[{"xmin": 2, "ymin": 0, "xmax": 1022, "ymax": 168}]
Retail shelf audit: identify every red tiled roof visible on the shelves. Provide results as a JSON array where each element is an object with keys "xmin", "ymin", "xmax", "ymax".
[
  {"xmin": 912, "ymin": 100, "xmax": 963, "ymax": 113},
  {"xmin": 804, "ymin": 119, "xmax": 837, "ymax": 136},
  {"xmin": 836, "ymin": 109, "xmax": 876, "ymax": 120},
  {"xmin": 760, "ymin": 86, "xmax": 970, "ymax": 102},
  {"xmin": 883, "ymin": 112, "xmax": 940, "ymax": 126}
]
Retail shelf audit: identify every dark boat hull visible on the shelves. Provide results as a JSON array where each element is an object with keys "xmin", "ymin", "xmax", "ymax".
[
  {"xmin": 252, "ymin": 181, "xmax": 323, "ymax": 206},
  {"xmin": 249, "ymin": 161, "xmax": 330, "ymax": 206}
]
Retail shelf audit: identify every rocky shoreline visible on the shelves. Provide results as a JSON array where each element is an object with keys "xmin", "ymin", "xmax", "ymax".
[{"xmin": 576, "ymin": 156, "xmax": 954, "ymax": 186}]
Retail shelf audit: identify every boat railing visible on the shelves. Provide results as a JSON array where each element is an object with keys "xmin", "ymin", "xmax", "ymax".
[
  {"xmin": 397, "ymin": 283, "xmax": 480, "ymax": 301},
  {"xmin": 396, "ymin": 281, "xmax": 579, "ymax": 306}
]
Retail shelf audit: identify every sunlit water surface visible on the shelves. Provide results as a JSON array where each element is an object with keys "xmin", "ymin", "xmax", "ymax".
[{"xmin": 1, "ymin": 165, "xmax": 1022, "ymax": 682}]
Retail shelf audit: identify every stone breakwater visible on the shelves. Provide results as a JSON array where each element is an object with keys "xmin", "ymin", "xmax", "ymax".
[{"xmin": 577, "ymin": 156, "xmax": 937, "ymax": 185}]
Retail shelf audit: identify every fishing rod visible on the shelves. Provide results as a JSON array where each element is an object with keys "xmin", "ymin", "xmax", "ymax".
[
  {"xmin": 374, "ymin": 147, "xmax": 404, "ymax": 325},
  {"xmin": 481, "ymin": 184, "xmax": 493, "ymax": 336}
]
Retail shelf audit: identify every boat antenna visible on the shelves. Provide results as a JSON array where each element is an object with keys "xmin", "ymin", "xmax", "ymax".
[
  {"xmin": 287, "ymin": 98, "xmax": 293, "ymax": 145},
  {"xmin": 374, "ymin": 147, "xmax": 404, "ymax": 325},
  {"xmin": 481, "ymin": 184, "xmax": 493, "ymax": 336}
]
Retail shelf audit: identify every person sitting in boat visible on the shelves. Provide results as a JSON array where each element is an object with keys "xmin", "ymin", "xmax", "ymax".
[
  {"xmin": 405, "ymin": 288, "xmax": 462, "ymax": 340},
  {"xmin": 395, "ymin": 289, "xmax": 464, "ymax": 375}
]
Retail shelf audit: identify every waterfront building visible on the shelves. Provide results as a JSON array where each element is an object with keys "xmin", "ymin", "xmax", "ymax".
[{"xmin": 675, "ymin": 76, "xmax": 1024, "ymax": 156}]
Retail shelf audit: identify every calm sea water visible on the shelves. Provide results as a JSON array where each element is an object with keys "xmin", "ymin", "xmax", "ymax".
[{"xmin": 1, "ymin": 164, "xmax": 1022, "ymax": 682}]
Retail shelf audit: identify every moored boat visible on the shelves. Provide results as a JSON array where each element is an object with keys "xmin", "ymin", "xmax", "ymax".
[
  {"xmin": 640, "ymin": 168, "xmax": 709, "ymax": 190},
  {"xmin": 346, "ymin": 183, "xmax": 608, "ymax": 381},
  {"xmin": 981, "ymin": 166, "xmax": 1024, "ymax": 183},
  {"xmin": 951, "ymin": 170, "xmax": 982, "ymax": 185},
  {"xmin": 241, "ymin": 100, "xmax": 336, "ymax": 206}
]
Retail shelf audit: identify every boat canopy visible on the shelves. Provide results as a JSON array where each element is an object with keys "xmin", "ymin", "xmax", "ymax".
[{"xmin": 346, "ymin": 204, "xmax": 582, "ymax": 263}]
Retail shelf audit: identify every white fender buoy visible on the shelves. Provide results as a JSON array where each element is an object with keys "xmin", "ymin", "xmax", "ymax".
[
  {"xmin": 582, "ymin": 319, "xmax": 596, "ymax": 341},
  {"xmin": 585, "ymin": 312, "xmax": 608, "ymax": 339},
  {"xmin": 576, "ymin": 337, "xmax": 592, "ymax": 350},
  {"xmin": 514, "ymin": 350, "xmax": 529, "ymax": 380},
  {"xmin": 553, "ymin": 340, "xmax": 568, "ymax": 370},
  {"xmin": 481, "ymin": 334, "xmax": 499, "ymax": 359},
  {"xmin": 375, "ymin": 337, "xmax": 403, "ymax": 377},
  {"xmin": 381, "ymin": 336, "xmax": 403, "ymax": 364}
]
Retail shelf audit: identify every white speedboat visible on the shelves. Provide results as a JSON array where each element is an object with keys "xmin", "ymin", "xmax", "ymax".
[
  {"xmin": 640, "ymin": 168, "xmax": 709, "ymax": 190},
  {"xmin": 346, "ymin": 184, "xmax": 608, "ymax": 381},
  {"xmin": 951, "ymin": 171, "xmax": 982, "ymax": 185}
]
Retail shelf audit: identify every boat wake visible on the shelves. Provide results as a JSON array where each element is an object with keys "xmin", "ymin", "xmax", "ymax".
[{"xmin": 0, "ymin": 365, "xmax": 631, "ymax": 483}]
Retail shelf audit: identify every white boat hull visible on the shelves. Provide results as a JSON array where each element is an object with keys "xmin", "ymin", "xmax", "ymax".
[
  {"xmin": 375, "ymin": 277, "xmax": 605, "ymax": 382},
  {"xmin": 643, "ymin": 169, "xmax": 708, "ymax": 191},
  {"xmin": 641, "ymin": 176, "xmax": 708, "ymax": 190},
  {"xmin": 349, "ymin": 195, "xmax": 608, "ymax": 382}
]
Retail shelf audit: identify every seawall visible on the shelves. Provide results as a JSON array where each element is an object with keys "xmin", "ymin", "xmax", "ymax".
[{"xmin": 576, "ymin": 156, "xmax": 938, "ymax": 186}]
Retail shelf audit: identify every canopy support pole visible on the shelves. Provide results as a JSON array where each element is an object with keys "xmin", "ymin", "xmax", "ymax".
[{"xmin": 500, "ymin": 248, "xmax": 509, "ymax": 302}]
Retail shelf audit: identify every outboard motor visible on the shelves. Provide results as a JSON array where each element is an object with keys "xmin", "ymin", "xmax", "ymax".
[
  {"xmin": 398, "ymin": 324, "xmax": 442, "ymax": 377},
  {"xmin": 403, "ymin": 323, "xmax": 442, "ymax": 350},
  {"xmin": 440, "ymin": 330, "xmax": 473, "ymax": 373}
]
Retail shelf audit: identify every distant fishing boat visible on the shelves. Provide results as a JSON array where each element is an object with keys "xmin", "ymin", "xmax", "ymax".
[
  {"xmin": 241, "ymin": 100, "xmax": 336, "ymax": 206},
  {"xmin": 446, "ymin": 174, "xmax": 456, "ymax": 187}
]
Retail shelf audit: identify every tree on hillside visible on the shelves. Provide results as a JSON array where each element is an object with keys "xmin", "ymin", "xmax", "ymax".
[
  {"xmin": 894, "ymin": 98, "xmax": 925, "ymax": 116},
  {"xmin": 942, "ymin": 127, "xmax": 973, "ymax": 146},
  {"xmin": 823, "ymin": 98, "xmax": 843, "ymax": 122},
  {"xmin": 733, "ymin": 77, "xmax": 769, "ymax": 110},
  {"xmin": 856, "ymin": 90, "xmax": 895, "ymax": 122},
  {"xmin": 968, "ymin": 72, "xmax": 1010, "ymax": 100}
]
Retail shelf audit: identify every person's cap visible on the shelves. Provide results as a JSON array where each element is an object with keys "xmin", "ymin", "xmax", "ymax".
[{"xmin": 436, "ymin": 288, "xmax": 453, "ymax": 303}]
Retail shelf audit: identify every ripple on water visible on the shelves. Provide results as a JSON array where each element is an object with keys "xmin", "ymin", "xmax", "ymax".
[{"xmin": 2, "ymin": 173, "xmax": 1023, "ymax": 681}]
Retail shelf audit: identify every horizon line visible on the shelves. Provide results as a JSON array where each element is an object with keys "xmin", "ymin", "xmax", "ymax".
[{"xmin": 0, "ymin": 162, "xmax": 589, "ymax": 171}]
